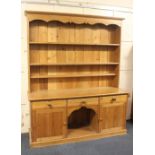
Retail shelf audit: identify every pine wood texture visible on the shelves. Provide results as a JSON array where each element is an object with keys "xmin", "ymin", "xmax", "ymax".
[
  {"xmin": 30, "ymin": 62, "xmax": 119, "ymax": 66},
  {"xmin": 28, "ymin": 17, "xmax": 121, "ymax": 91},
  {"xmin": 31, "ymin": 100, "xmax": 67, "ymax": 142},
  {"xmin": 29, "ymin": 87, "xmax": 127, "ymax": 101},
  {"xmin": 30, "ymin": 127, "xmax": 127, "ymax": 148},
  {"xmin": 26, "ymin": 11, "xmax": 128, "ymax": 147}
]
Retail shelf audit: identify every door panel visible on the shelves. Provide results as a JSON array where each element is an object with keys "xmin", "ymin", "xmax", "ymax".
[
  {"xmin": 31, "ymin": 101, "xmax": 66, "ymax": 142},
  {"xmin": 99, "ymin": 95, "xmax": 127, "ymax": 132},
  {"xmin": 100, "ymin": 104, "xmax": 124, "ymax": 130}
]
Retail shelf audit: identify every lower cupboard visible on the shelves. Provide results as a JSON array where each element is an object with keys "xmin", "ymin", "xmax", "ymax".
[
  {"xmin": 31, "ymin": 100, "xmax": 67, "ymax": 142},
  {"xmin": 30, "ymin": 94, "xmax": 128, "ymax": 147}
]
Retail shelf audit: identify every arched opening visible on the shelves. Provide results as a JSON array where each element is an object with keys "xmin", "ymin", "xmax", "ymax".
[{"xmin": 67, "ymin": 107, "xmax": 98, "ymax": 136}]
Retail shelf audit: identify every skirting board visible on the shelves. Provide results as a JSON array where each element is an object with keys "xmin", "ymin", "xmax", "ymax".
[{"xmin": 30, "ymin": 129, "xmax": 127, "ymax": 148}]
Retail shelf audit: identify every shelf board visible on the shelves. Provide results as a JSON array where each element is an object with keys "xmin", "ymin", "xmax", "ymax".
[
  {"xmin": 30, "ymin": 73, "xmax": 116, "ymax": 79},
  {"xmin": 30, "ymin": 62, "xmax": 119, "ymax": 66},
  {"xmin": 29, "ymin": 87, "xmax": 128, "ymax": 101},
  {"xmin": 68, "ymin": 126, "xmax": 97, "ymax": 138},
  {"xmin": 29, "ymin": 42, "xmax": 120, "ymax": 46}
]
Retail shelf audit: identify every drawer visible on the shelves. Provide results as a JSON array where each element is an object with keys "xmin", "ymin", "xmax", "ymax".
[
  {"xmin": 68, "ymin": 97, "xmax": 98, "ymax": 107},
  {"xmin": 100, "ymin": 95, "xmax": 127, "ymax": 104},
  {"xmin": 32, "ymin": 100, "xmax": 66, "ymax": 109}
]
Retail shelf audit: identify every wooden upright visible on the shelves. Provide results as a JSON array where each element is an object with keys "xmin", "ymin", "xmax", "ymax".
[{"xmin": 26, "ymin": 11, "xmax": 129, "ymax": 147}]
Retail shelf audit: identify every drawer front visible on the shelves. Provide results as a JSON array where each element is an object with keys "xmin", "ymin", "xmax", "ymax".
[
  {"xmin": 68, "ymin": 97, "xmax": 98, "ymax": 107},
  {"xmin": 32, "ymin": 100, "xmax": 66, "ymax": 109},
  {"xmin": 100, "ymin": 95, "xmax": 127, "ymax": 105}
]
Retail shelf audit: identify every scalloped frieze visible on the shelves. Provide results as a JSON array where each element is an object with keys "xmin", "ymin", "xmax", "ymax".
[{"xmin": 27, "ymin": 13, "xmax": 122, "ymax": 27}]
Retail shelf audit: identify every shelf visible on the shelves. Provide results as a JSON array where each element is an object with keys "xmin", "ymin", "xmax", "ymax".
[
  {"xmin": 29, "ymin": 87, "xmax": 128, "ymax": 101},
  {"xmin": 30, "ymin": 62, "xmax": 119, "ymax": 66},
  {"xmin": 30, "ymin": 73, "xmax": 116, "ymax": 79},
  {"xmin": 68, "ymin": 126, "xmax": 97, "ymax": 138},
  {"xmin": 29, "ymin": 42, "xmax": 120, "ymax": 47}
]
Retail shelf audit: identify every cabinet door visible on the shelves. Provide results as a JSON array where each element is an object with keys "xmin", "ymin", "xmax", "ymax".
[
  {"xmin": 99, "ymin": 95, "xmax": 127, "ymax": 132},
  {"xmin": 31, "ymin": 100, "xmax": 66, "ymax": 142}
]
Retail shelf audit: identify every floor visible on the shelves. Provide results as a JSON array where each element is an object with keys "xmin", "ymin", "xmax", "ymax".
[{"xmin": 21, "ymin": 121, "xmax": 133, "ymax": 155}]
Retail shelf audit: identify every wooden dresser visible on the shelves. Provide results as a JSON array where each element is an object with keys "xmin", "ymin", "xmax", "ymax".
[{"xmin": 26, "ymin": 11, "xmax": 129, "ymax": 147}]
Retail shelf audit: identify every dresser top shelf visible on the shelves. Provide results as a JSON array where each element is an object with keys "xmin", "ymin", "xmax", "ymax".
[
  {"xmin": 29, "ymin": 87, "xmax": 128, "ymax": 101},
  {"xmin": 29, "ymin": 42, "xmax": 120, "ymax": 46}
]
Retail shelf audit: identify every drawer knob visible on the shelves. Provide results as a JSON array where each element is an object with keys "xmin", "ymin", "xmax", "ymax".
[
  {"xmin": 81, "ymin": 101, "xmax": 86, "ymax": 106},
  {"xmin": 48, "ymin": 104, "xmax": 52, "ymax": 108},
  {"xmin": 111, "ymin": 98, "xmax": 116, "ymax": 102},
  {"xmin": 99, "ymin": 118, "xmax": 103, "ymax": 121}
]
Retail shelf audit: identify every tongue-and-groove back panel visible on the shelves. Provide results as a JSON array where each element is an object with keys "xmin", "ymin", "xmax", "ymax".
[{"xmin": 29, "ymin": 20, "xmax": 120, "ymax": 91}]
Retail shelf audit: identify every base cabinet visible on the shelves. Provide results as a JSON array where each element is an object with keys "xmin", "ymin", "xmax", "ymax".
[
  {"xmin": 31, "ymin": 100, "xmax": 67, "ymax": 142},
  {"xmin": 99, "ymin": 95, "xmax": 127, "ymax": 132},
  {"xmin": 30, "ymin": 95, "xmax": 128, "ymax": 147}
]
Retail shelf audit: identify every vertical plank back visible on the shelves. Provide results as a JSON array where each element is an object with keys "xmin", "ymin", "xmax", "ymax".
[{"xmin": 29, "ymin": 20, "xmax": 121, "ymax": 92}]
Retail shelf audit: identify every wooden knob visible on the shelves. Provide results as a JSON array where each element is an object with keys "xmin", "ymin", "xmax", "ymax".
[
  {"xmin": 81, "ymin": 101, "xmax": 86, "ymax": 106},
  {"xmin": 99, "ymin": 118, "xmax": 103, "ymax": 121},
  {"xmin": 111, "ymin": 98, "xmax": 116, "ymax": 102},
  {"xmin": 48, "ymin": 104, "xmax": 52, "ymax": 108}
]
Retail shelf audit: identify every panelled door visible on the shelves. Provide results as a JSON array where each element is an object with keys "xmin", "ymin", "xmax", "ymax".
[
  {"xmin": 31, "ymin": 100, "xmax": 66, "ymax": 142},
  {"xmin": 99, "ymin": 95, "xmax": 128, "ymax": 132}
]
